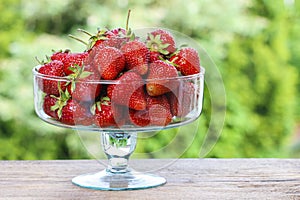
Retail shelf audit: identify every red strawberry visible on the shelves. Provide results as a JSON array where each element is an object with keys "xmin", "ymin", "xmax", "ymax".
[
  {"xmin": 88, "ymin": 28, "xmax": 126, "ymax": 51},
  {"xmin": 37, "ymin": 60, "xmax": 67, "ymax": 96},
  {"xmin": 106, "ymin": 28, "xmax": 127, "ymax": 49},
  {"xmin": 167, "ymin": 81, "xmax": 195, "ymax": 117},
  {"xmin": 94, "ymin": 97, "xmax": 117, "ymax": 127},
  {"xmin": 44, "ymin": 85, "xmax": 93, "ymax": 126},
  {"xmin": 146, "ymin": 29, "xmax": 176, "ymax": 55},
  {"xmin": 93, "ymin": 46, "xmax": 126, "ymax": 80},
  {"xmin": 149, "ymin": 51, "xmax": 162, "ymax": 62},
  {"xmin": 146, "ymin": 60, "xmax": 179, "ymax": 96},
  {"xmin": 129, "ymin": 94, "xmax": 172, "ymax": 127},
  {"xmin": 111, "ymin": 104, "xmax": 128, "ymax": 127},
  {"xmin": 62, "ymin": 52, "xmax": 88, "ymax": 75},
  {"xmin": 67, "ymin": 65, "xmax": 101, "ymax": 102},
  {"xmin": 87, "ymin": 29, "xmax": 114, "ymax": 51},
  {"xmin": 107, "ymin": 71, "xmax": 146, "ymax": 110},
  {"xmin": 43, "ymin": 94, "xmax": 59, "ymax": 119},
  {"xmin": 50, "ymin": 49, "xmax": 70, "ymax": 62},
  {"xmin": 91, "ymin": 39, "xmax": 105, "ymax": 50},
  {"xmin": 129, "ymin": 109, "xmax": 150, "ymax": 127},
  {"xmin": 120, "ymin": 40, "xmax": 149, "ymax": 75},
  {"xmin": 50, "ymin": 50, "xmax": 88, "ymax": 75},
  {"xmin": 169, "ymin": 47, "xmax": 201, "ymax": 76},
  {"xmin": 147, "ymin": 94, "xmax": 172, "ymax": 126},
  {"xmin": 60, "ymin": 99, "xmax": 93, "ymax": 126},
  {"xmin": 101, "ymin": 36, "xmax": 127, "ymax": 49}
]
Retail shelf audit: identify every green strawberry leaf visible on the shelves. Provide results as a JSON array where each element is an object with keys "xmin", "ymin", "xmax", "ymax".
[
  {"xmin": 68, "ymin": 66, "xmax": 77, "ymax": 73},
  {"xmin": 79, "ymin": 71, "xmax": 93, "ymax": 79},
  {"xmin": 57, "ymin": 107, "xmax": 63, "ymax": 119},
  {"xmin": 90, "ymin": 103, "xmax": 96, "ymax": 115},
  {"xmin": 146, "ymin": 33, "xmax": 170, "ymax": 55},
  {"xmin": 96, "ymin": 101, "xmax": 102, "ymax": 112},
  {"xmin": 70, "ymin": 81, "xmax": 76, "ymax": 93},
  {"xmin": 50, "ymin": 104, "xmax": 60, "ymax": 111},
  {"xmin": 159, "ymin": 49, "xmax": 170, "ymax": 55},
  {"xmin": 101, "ymin": 96, "xmax": 110, "ymax": 102}
]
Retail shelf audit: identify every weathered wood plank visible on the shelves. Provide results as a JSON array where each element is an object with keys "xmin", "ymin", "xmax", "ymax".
[{"xmin": 0, "ymin": 159, "xmax": 300, "ymax": 199}]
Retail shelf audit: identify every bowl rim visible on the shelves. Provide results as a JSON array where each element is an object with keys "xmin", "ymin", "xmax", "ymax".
[{"xmin": 32, "ymin": 65, "xmax": 205, "ymax": 84}]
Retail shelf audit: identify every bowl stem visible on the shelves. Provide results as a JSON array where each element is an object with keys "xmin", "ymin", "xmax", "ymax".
[
  {"xmin": 101, "ymin": 132, "xmax": 137, "ymax": 173},
  {"xmin": 72, "ymin": 131, "xmax": 166, "ymax": 190}
]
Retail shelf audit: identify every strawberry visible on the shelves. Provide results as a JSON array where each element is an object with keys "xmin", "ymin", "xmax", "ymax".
[
  {"xmin": 62, "ymin": 52, "xmax": 88, "ymax": 75},
  {"xmin": 120, "ymin": 40, "xmax": 149, "ymax": 75},
  {"xmin": 50, "ymin": 50, "xmax": 88, "ymax": 75},
  {"xmin": 146, "ymin": 60, "xmax": 179, "ymax": 96},
  {"xmin": 87, "ymin": 29, "xmax": 114, "ymax": 50},
  {"xmin": 67, "ymin": 65, "xmax": 101, "ymax": 102},
  {"xmin": 91, "ymin": 39, "xmax": 105, "ymax": 50},
  {"xmin": 167, "ymin": 81, "xmax": 195, "ymax": 117},
  {"xmin": 45, "ymin": 84, "xmax": 93, "ymax": 126},
  {"xmin": 50, "ymin": 49, "xmax": 70, "ymax": 62},
  {"xmin": 60, "ymin": 99, "xmax": 93, "ymax": 126},
  {"xmin": 93, "ymin": 97, "xmax": 117, "ymax": 127},
  {"xmin": 129, "ymin": 109, "xmax": 150, "ymax": 127},
  {"xmin": 43, "ymin": 94, "xmax": 59, "ymax": 119},
  {"xmin": 146, "ymin": 29, "xmax": 176, "ymax": 55},
  {"xmin": 105, "ymin": 28, "xmax": 128, "ymax": 49},
  {"xmin": 107, "ymin": 71, "xmax": 146, "ymax": 110},
  {"xmin": 149, "ymin": 51, "xmax": 162, "ymax": 63},
  {"xmin": 147, "ymin": 94, "xmax": 172, "ymax": 126},
  {"xmin": 169, "ymin": 47, "xmax": 201, "ymax": 76},
  {"xmin": 92, "ymin": 46, "xmax": 126, "ymax": 80},
  {"xmin": 129, "ymin": 94, "xmax": 172, "ymax": 127},
  {"xmin": 37, "ymin": 60, "xmax": 67, "ymax": 96},
  {"xmin": 87, "ymin": 28, "xmax": 127, "ymax": 52},
  {"xmin": 111, "ymin": 104, "xmax": 128, "ymax": 127},
  {"xmin": 100, "ymin": 36, "xmax": 127, "ymax": 49}
]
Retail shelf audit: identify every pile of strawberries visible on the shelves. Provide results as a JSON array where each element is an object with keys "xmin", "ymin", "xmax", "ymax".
[{"xmin": 36, "ymin": 16, "xmax": 202, "ymax": 128}]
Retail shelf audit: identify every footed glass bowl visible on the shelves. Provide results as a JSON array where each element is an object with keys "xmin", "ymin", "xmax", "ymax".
[{"xmin": 32, "ymin": 64, "xmax": 205, "ymax": 190}]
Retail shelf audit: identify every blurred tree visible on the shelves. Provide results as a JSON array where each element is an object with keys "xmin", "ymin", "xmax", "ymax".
[
  {"xmin": 287, "ymin": 0, "xmax": 300, "ymax": 118},
  {"xmin": 0, "ymin": 0, "xmax": 89, "ymax": 160},
  {"xmin": 207, "ymin": 0, "xmax": 298, "ymax": 157},
  {"xmin": 0, "ymin": 0, "xmax": 299, "ymax": 160},
  {"xmin": 286, "ymin": 0, "xmax": 300, "ymax": 156},
  {"xmin": 0, "ymin": 0, "xmax": 25, "ymax": 58},
  {"xmin": 23, "ymin": 0, "xmax": 88, "ymax": 34}
]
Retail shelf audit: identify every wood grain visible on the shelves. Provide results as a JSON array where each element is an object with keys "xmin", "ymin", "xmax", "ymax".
[{"xmin": 0, "ymin": 159, "xmax": 300, "ymax": 199}]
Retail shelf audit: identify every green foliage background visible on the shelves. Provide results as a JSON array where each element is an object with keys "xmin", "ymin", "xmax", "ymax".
[{"xmin": 0, "ymin": 0, "xmax": 299, "ymax": 159}]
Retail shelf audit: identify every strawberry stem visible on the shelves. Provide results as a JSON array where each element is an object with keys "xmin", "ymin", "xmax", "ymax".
[
  {"xmin": 35, "ymin": 56, "xmax": 43, "ymax": 65},
  {"xmin": 77, "ymin": 28, "xmax": 93, "ymax": 37},
  {"xmin": 126, "ymin": 9, "xmax": 131, "ymax": 32},
  {"xmin": 68, "ymin": 34, "xmax": 88, "ymax": 45}
]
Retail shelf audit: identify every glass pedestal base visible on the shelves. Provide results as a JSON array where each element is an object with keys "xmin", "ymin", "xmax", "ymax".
[{"xmin": 72, "ymin": 169, "xmax": 166, "ymax": 190}]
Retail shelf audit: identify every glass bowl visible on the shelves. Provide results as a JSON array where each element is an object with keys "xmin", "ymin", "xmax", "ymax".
[
  {"xmin": 32, "ymin": 66, "xmax": 205, "ymax": 190},
  {"xmin": 33, "ymin": 66, "xmax": 204, "ymax": 131},
  {"xmin": 32, "ymin": 62, "xmax": 205, "ymax": 190}
]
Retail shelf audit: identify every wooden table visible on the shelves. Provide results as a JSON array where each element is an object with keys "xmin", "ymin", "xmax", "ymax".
[{"xmin": 1, "ymin": 159, "xmax": 300, "ymax": 199}]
